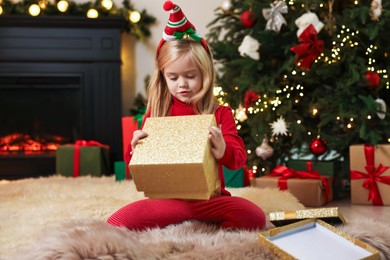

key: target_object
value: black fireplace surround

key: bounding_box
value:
[0,16,125,179]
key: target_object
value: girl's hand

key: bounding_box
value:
[208,125,226,160]
[130,130,148,155]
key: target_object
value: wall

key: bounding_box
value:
[118,0,221,115]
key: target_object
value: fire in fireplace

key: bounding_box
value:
[0,75,81,155]
[0,133,64,153]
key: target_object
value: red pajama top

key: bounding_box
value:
[126,97,247,196]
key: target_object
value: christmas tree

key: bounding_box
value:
[206,0,389,176]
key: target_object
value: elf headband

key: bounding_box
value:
[157,1,209,55]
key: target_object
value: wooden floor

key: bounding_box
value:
[327,198,390,224]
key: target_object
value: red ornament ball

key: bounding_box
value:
[365,71,380,89]
[310,137,327,156]
[241,10,256,28]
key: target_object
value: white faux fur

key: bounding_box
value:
[1,176,389,259]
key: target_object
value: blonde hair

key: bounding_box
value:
[146,40,218,117]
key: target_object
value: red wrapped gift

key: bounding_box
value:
[121,117,140,180]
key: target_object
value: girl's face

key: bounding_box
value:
[163,54,203,103]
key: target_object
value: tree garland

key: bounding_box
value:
[0,0,156,39]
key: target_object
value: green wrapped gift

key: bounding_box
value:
[286,160,348,199]
[223,166,244,188]
[114,161,129,181]
[56,143,110,177]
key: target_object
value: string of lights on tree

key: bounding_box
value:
[0,0,156,38]
[208,0,389,175]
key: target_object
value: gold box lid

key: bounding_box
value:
[269,207,347,227]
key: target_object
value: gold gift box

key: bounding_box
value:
[259,219,379,260]
[129,115,220,200]
[269,207,347,227]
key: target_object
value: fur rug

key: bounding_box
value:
[1,176,389,259]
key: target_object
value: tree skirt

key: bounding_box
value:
[1,176,389,259]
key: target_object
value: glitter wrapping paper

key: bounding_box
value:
[269,207,347,227]
[258,219,379,260]
[129,115,219,200]
[254,176,333,207]
[350,144,390,205]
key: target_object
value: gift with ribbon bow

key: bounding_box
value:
[254,162,332,207]
[286,159,348,199]
[262,0,288,33]
[290,24,324,70]
[56,140,110,177]
[350,144,390,206]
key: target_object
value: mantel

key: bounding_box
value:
[0,15,126,29]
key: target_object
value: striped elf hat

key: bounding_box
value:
[157,1,209,54]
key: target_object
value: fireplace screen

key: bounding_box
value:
[0,75,82,154]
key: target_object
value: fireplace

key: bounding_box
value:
[0,16,125,179]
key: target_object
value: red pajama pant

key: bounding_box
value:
[106,196,266,231]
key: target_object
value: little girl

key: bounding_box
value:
[107,1,266,231]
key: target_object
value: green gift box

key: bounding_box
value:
[114,161,129,182]
[223,166,244,188]
[286,160,348,199]
[56,145,110,177]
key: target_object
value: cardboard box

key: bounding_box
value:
[56,144,110,177]
[350,144,390,205]
[258,219,379,259]
[286,160,348,199]
[269,207,347,227]
[130,115,220,200]
[223,166,244,188]
[254,176,332,207]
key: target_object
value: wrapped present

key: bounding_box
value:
[254,165,332,207]
[114,161,127,182]
[129,115,220,200]
[122,116,140,180]
[269,207,347,227]
[56,140,110,177]
[350,144,390,205]
[286,160,348,199]
[223,166,244,188]
[258,219,379,259]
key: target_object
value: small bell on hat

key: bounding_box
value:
[157,1,209,54]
